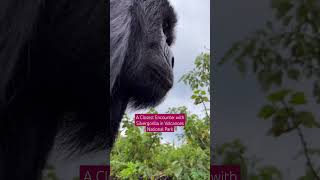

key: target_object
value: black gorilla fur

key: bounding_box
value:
[0,0,176,179]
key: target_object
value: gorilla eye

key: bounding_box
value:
[162,21,170,35]
[162,22,172,45]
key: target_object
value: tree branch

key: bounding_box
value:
[202,101,210,120]
[281,101,320,180]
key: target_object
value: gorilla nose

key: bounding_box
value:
[171,57,174,68]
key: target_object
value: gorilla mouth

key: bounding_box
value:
[162,78,173,90]
[151,70,173,90]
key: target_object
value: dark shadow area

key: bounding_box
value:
[0,0,110,179]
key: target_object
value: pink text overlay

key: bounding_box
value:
[134,114,186,132]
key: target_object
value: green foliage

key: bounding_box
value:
[257,89,319,137]
[267,89,291,103]
[220,0,320,94]
[250,166,283,180]
[290,92,307,105]
[216,139,283,180]
[219,0,320,178]
[110,107,210,179]
[42,165,59,180]
[299,167,320,180]
[180,53,210,107]
[259,104,277,119]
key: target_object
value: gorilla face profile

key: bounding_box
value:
[110,0,177,133]
[121,0,177,108]
[111,0,177,106]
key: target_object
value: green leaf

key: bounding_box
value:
[268,109,291,137]
[174,167,183,178]
[271,0,293,18]
[267,89,291,103]
[296,111,316,128]
[258,105,276,119]
[271,71,283,86]
[219,42,241,65]
[234,57,246,74]
[289,92,306,105]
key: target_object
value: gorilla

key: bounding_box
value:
[0,0,176,179]
[110,0,177,146]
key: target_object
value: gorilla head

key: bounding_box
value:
[110,0,177,129]
[122,0,177,108]
[109,0,177,147]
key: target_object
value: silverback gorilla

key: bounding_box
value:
[0,0,176,179]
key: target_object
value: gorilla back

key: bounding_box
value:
[0,0,108,179]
